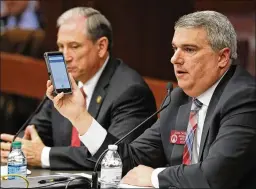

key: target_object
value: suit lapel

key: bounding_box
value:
[198,94,219,159]
[170,100,192,165]
[88,57,119,118]
[88,88,106,118]
[198,65,237,160]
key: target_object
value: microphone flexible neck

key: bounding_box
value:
[91,83,173,189]
[93,93,171,173]
[12,96,48,143]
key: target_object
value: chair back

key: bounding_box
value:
[0,52,48,99]
[144,76,177,110]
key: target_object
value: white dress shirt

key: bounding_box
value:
[41,56,109,168]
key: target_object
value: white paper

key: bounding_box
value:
[118,183,152,188]
[57,172,92,179]
[1,165,31,176]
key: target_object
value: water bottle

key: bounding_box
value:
[100,145,122,188]
[7,141,27,180]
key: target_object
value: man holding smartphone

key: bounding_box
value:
[45,10,256,188]
[0,7,157,169]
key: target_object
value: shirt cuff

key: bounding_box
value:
[79,118,107,155]
[41,146,51,168]
[151,168,166,188]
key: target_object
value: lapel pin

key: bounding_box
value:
[96,96,102,104]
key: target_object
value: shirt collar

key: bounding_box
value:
[196,70,228,107]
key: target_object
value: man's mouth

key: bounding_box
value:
[67,67,74,72]
[176,70,188,75]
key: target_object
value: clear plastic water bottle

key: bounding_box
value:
[7,141,27,180]
[100,145,122,188]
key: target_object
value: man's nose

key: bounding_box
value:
[170,49,184,65]
[65,55,72,63]
[61,49,72,63]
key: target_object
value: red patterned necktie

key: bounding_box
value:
[182,98,203,165]
[71,87,87,147]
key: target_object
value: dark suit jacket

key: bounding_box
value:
[29,57,157,170]
[93,65,256,189]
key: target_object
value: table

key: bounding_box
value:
[27,167,90,177]
[1,167,93,188]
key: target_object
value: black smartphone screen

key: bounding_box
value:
[46,53,72,94]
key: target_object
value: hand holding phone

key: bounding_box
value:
[44,51,72,94]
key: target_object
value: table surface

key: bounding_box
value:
[1,166,93,188]
[27,167,91,177]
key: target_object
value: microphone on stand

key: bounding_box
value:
[91,82,173,189]
[11,96,48,144]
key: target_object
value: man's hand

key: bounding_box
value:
[46,74,86,122]
[0,140,11,163]
[46,74,93,135]
[0,125,45,167]
[121,165,154,187]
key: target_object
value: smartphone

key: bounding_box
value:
[44,51,72,94]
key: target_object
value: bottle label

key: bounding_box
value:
[101,168,122,184]
[8,165,27,180]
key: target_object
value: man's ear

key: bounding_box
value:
[97,37,109,58]
[218,47,231,68]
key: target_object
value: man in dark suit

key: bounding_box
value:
[0,7,156,170]
[45,10,256,188]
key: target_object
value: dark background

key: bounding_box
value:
[40,0,255,80]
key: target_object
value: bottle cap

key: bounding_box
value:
[11,141,22,148]
[108,144,118,151]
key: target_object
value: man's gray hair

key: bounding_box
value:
[175,11,237,59]
[57,7,113,51]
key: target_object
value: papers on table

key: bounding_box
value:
[57,172,92,179]
[118,183,152,188]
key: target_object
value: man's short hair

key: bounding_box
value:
[175,11,237,60]
[57,7,113,52]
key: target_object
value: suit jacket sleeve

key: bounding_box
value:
[92,118,167,175]
[93,79,256,188]
[49,84,157,169]
[158,87,256,189]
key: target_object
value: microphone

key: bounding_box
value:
[166,82,172,96]
[12,95,48,143]
[91,82,173,189]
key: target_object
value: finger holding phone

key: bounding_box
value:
[44,52,92,133]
